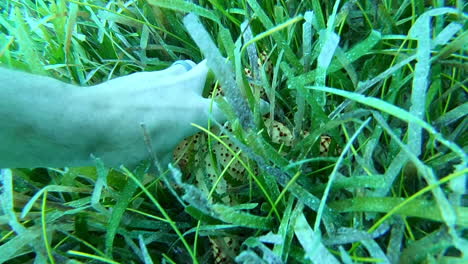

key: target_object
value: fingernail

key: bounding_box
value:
[172,60,195,71]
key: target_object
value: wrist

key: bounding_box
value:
[71,84,150,167]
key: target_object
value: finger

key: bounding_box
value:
[138,60,196,78]
[116,60,196,86]
[159,60,196,76]
[180,60,209,95]
[172,60,196,71]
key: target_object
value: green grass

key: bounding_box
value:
[1,0,467,263]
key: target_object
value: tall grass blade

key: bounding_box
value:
[308,85,467,164]
[12,7,44,74]
[246,0,302,69]
[294,212,340,263]
[314,117,371,231]
[147,0,219,23]
[314,31,339,106]
[184,13,254,129]
[407,13,431,156]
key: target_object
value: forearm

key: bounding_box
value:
[0,68,101,168]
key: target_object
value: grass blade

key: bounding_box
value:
[314,117,371,231]
[246,0,302,69]
[184,13,254,129]
[329,196,468,228]
[147,0,219,23]
[407,13,431,156]
[307,85,467,163]
[294,211,340,263]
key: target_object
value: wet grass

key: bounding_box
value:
[0,0,467,263]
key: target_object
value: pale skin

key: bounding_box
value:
[0,60,225,168]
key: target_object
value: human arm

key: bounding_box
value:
[0,68,100,168]
[0,61,224,168]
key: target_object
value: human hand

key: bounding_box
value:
[79,60,225,168]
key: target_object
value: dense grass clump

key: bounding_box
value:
[0,0,466,263]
